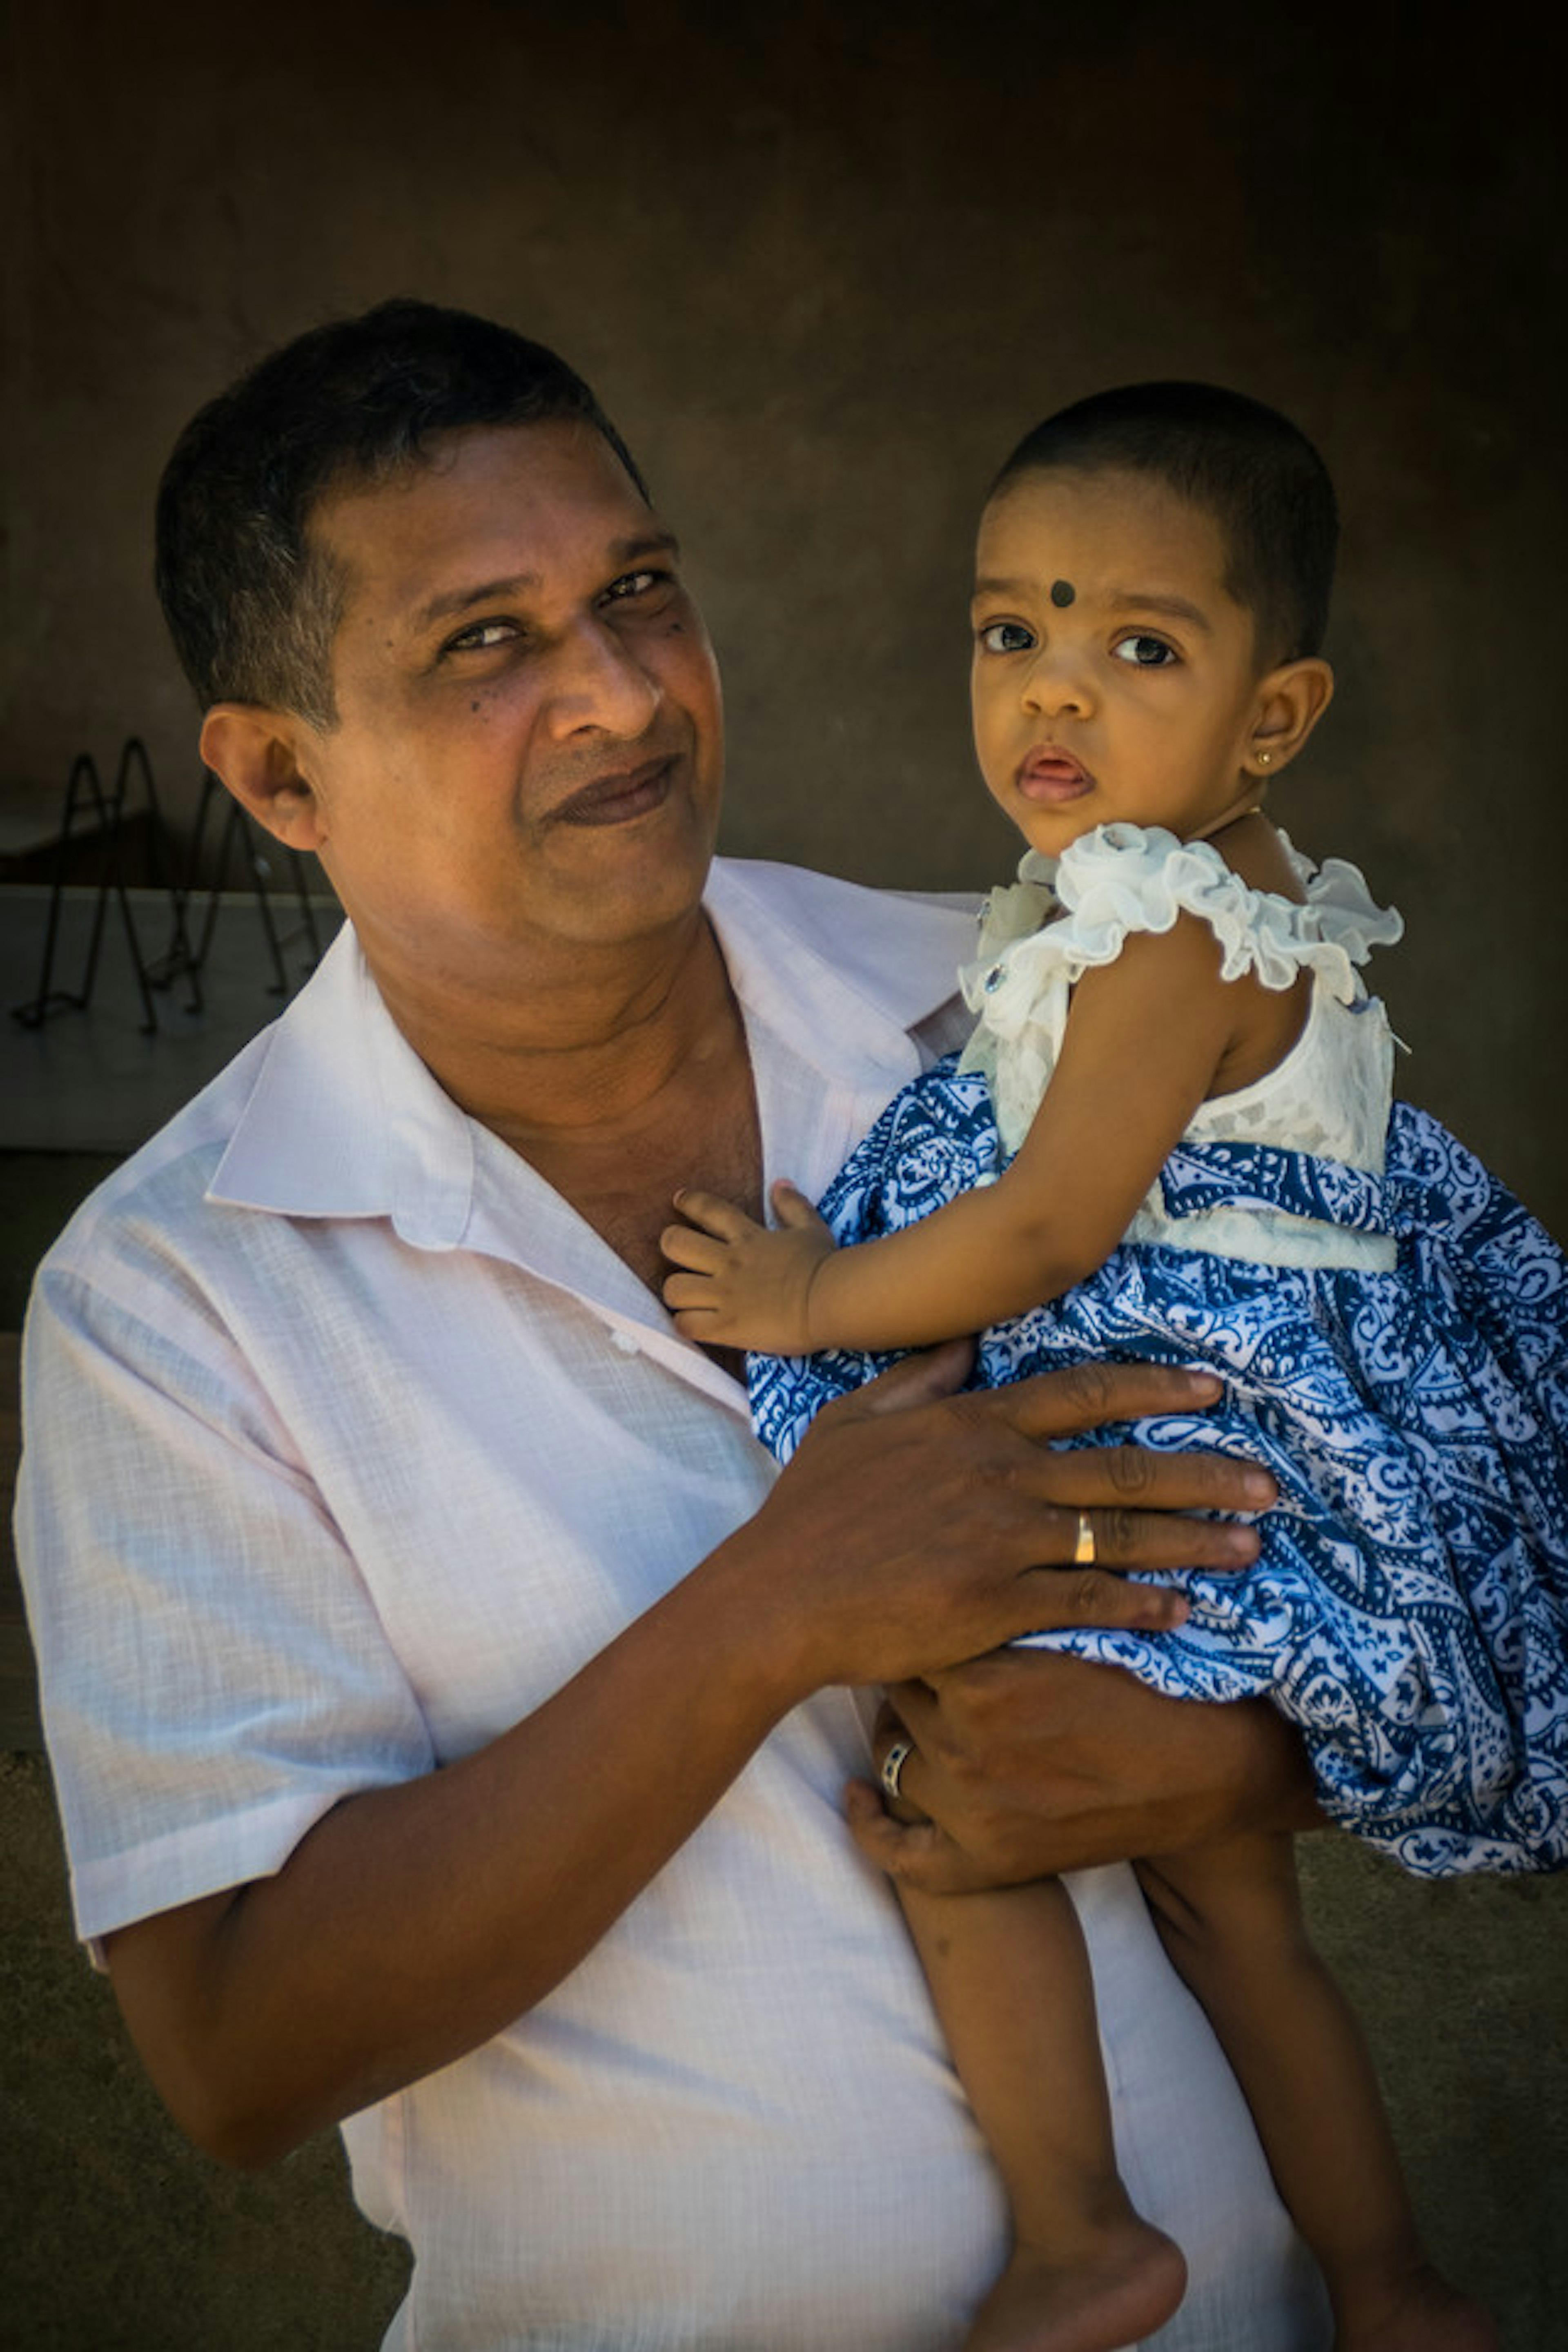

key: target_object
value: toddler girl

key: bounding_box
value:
[662,385,1565,2351]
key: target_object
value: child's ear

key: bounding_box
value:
[198,704,330,852]
[1246,657,1334,781]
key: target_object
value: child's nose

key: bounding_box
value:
[1020,647,1092,718]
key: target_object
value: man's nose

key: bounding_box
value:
[1020,646,1092,719]
[544,619,662,739]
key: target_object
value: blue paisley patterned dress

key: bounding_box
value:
[750,825,1568,1875]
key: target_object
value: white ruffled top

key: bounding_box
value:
[956,822,1406,1270]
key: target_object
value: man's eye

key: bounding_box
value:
[444,619,520,654]
[605,568,663,601]
[1112,634,1176,667]
[977,620,1034,654]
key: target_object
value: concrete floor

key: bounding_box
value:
[3,1751,411,2351]
[3,887,1565,2350]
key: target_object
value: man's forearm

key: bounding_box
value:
[105,1544,807,2167]
[102,1355,1273,2166]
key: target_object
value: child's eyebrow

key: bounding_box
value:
[1105,589,1213,633]
[970,577,1214,636]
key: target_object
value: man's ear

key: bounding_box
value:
[1246,657,1334,780]
[198,705,329,851]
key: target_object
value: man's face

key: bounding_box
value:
[289,420,724,994]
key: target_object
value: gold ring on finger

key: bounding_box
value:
[1074,1510,1097,1566]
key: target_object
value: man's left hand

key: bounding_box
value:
[846,1654,1323,1893]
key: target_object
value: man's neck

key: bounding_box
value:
[364,906,720,1131]
[364,909,762,1292]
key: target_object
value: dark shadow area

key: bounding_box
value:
[0,1156,121,1327]
[2,1756,411,2352]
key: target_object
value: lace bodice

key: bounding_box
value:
[956,822,1405,1269]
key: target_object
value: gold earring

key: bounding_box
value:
[1258,750,1272,767]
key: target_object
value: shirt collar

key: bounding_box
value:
[209,858,976,1250]
[704,857,973,1091]
[209,924,476,1245]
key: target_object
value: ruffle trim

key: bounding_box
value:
[961,823,1403,1037]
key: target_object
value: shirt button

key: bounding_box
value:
[610,1330,640,1355]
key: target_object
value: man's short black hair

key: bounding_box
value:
[991,382,1337,666]
[155,298,648,726]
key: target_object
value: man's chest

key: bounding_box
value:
[507,1042,762,1296]
[211,1202,771,1754]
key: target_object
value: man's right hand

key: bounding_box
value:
[725,1341,1278,1706]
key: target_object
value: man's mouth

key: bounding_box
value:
[1016,746,1094,805]
[552,754,677,827]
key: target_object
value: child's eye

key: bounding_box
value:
[1112,633,1177,668]
[978,620,1035,654]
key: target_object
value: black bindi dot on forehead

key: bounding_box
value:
[1050,579,1076,608]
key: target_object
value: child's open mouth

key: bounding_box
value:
[1016,748,1094,804]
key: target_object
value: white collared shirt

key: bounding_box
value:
[17,858,1325,2349]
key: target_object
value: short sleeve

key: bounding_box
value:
[963,825,1402,1011]
[16,1248,435,1948]
[956,824,1403,1156]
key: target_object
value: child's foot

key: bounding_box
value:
[1335,2260,1499,2352]
[963,2219,1187,2352]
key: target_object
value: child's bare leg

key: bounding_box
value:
[1136,1833,1496,2352]
[898,1875,1186,2352]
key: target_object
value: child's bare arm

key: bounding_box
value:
[662,913,1260,1353]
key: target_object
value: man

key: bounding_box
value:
[18,302,1326,2347]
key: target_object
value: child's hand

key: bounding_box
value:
[661,1180,836,1352]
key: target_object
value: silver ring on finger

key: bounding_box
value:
[880,1737,914,1802]
[1074,1510,1097,1567]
